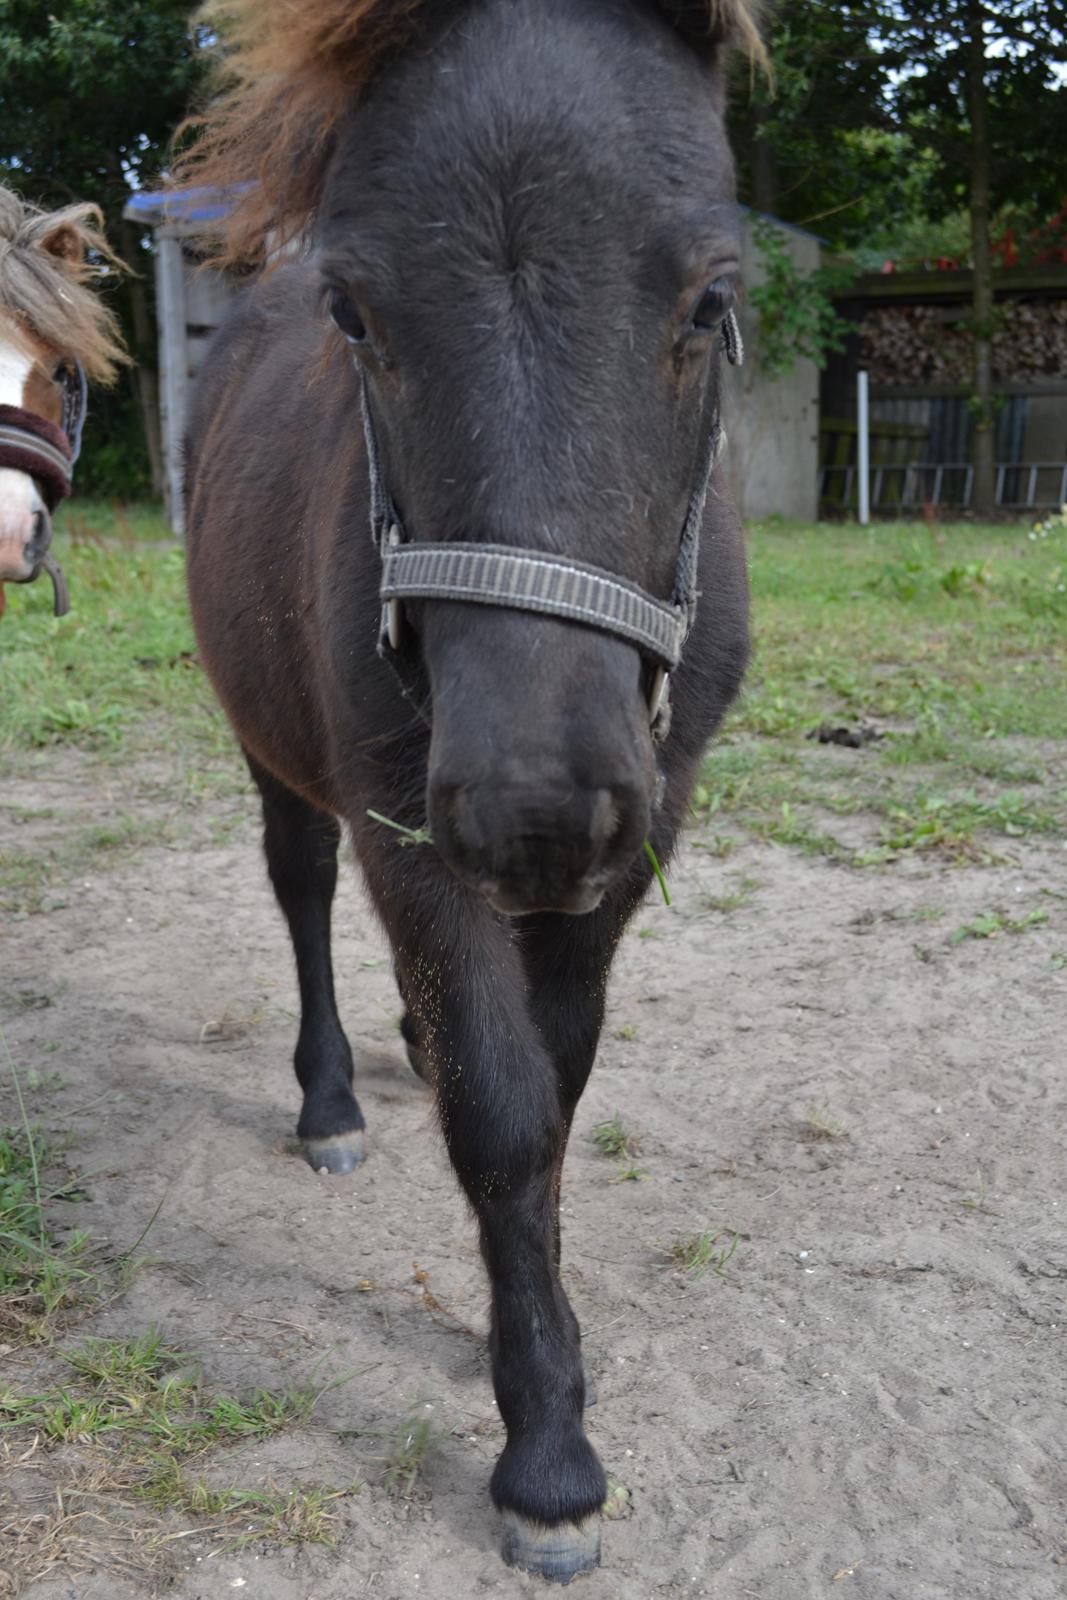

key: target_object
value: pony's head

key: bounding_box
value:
[184,0,762,913]
[0,188,125,609]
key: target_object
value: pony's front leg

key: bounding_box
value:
[365,852,605,1581]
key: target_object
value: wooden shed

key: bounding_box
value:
[821,265,1067,514]
[122,188,239,534]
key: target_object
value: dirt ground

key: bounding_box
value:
[3,746,1065,1600]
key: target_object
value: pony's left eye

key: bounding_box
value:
[328,289,367,344]
[692,276,735,331]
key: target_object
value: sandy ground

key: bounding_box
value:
[2,749,1065,1600]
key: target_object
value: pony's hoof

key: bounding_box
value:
[303,1129,365,1174]
[500,1512,601,1583]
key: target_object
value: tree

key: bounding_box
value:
[728,0,907,247]
[0,1,204,494]
[881,0,1067,516]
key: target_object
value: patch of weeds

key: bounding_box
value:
[140,1461,357,1548]
[591,1114,640,1161]
[591,1114,646,1182]
[1048,952,1066,972]
[381,1404,449,1499]
[950,907,1049,945]
[802,1103,848,1141]
[690,830,737,859]
[602,1477,634,1521]
[611,1162,646,1184]
[939,560,992,599]
[960,1167,1001,1218]
[1,1331,360,1562]
[0,1054,94,1341]
[699,875,761,915]
[613,1024,639,1042]
[1,1330,330,1452]
[664,1229,740,1284]
[635,927,663,941]
[763,803,846,861]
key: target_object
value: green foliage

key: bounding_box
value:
[748,220,851,377]
[950,907,1049,945]
[730,1,1066,266]
[0,0,207,491]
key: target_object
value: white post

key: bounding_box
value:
[857,369,870,525]
[156,230,188,537]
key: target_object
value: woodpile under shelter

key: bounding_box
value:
[821,264,1067,515]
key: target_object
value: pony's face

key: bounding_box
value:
[319,0,741,913]
[0,313,62,598]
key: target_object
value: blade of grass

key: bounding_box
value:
[643,840,671,906]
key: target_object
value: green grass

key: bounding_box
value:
[663,1229,740,1283]
[950,906,1050,945]
[1,1328,361,1574]
[1,1335,318,1450]
[4,512,1066,913]
[0,502,230,764]
[697,519,1067,865]
[0,1058,94,1340]
[591,1113,640,1160]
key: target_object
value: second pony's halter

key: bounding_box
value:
[0,360,85,615]
[360,314,743,741]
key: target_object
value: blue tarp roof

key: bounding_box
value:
[125,188,825,242]
[122,186,237,226]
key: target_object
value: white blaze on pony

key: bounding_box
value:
[0,186,126,616]
[0,321,51,593]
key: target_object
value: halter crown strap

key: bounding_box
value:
[361,312,742,738]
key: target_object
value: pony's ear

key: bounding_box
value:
[655,0,766,62]
[40,221,85,269]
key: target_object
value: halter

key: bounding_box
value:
[0,360,84,616]
[361,313,743,742]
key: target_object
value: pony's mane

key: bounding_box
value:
[176,0,765,271]
[0,186,127,384]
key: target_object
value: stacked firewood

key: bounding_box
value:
[860,299,1067,386]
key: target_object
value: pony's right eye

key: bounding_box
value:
[328,289,367,344]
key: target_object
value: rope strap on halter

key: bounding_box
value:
[361,312,743,739]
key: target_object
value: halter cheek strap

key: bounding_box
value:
[0,363,84,616]
[0,362,86,510]
[361,314,742,742]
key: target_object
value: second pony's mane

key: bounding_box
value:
[177,0,765,271]
[0,186,125,384]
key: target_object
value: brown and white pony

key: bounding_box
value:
[0,186,125,617]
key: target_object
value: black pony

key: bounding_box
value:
[183,0,759,1579]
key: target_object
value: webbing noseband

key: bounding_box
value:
[362,314,742,741]
[0,361,85,617]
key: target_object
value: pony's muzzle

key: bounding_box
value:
[0,477,52,584]
[431,776,647,915]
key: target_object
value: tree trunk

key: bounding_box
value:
[751,105,778,217]
[119,214,165,498]
[966,6,997,520]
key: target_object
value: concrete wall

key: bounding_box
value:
[723,213,821,522]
